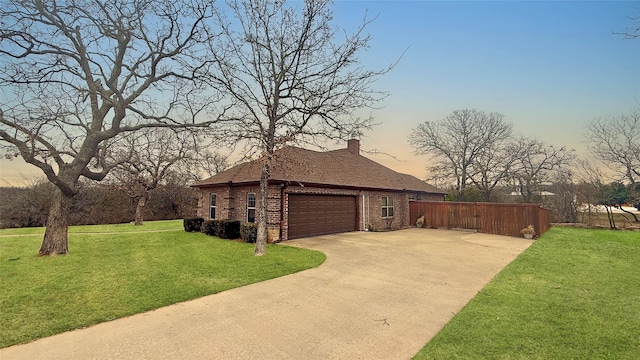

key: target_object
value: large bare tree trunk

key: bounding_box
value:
[39,189,73,256]
[255,163,270,256]
[134,194,148,226]
[483,189,492,202]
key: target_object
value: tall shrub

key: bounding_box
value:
[240,223,257,243]
[184,217,204,232]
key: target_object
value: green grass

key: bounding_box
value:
[414,227,640,359]
[0,221,325,348]
[0,219,183,236]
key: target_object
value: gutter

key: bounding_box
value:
[278,182,287,242]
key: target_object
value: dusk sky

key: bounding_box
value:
[333,0,640,180]
[0,0,638,186]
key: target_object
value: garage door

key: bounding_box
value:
[288,194,357,239]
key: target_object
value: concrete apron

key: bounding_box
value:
[1,228,533,360]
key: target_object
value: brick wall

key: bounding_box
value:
[197,184,443,240]
[198,187,233,221]
[198,184,281,224]
[362,191,410,232]
[416,193,446,201]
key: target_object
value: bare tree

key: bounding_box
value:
[108,129,196,225]
[409,109,513,200]
[0,0,220,255]
[0,177,53,228]
[510,137,575,203]
[575,159,619,229]
[468,138,521,201]
[201,0,392,255]
[547,168,578,223]
[585,110,640,222]
[199,151,229,178]
[617,14,640,40]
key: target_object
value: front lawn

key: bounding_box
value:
[414,227,640,359]
[0,221,326,348]
[0,219,184,236]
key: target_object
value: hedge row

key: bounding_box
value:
[202,219,240,239]
[183,217,204,232]
[183,217,257,243]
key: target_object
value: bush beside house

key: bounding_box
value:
[193,219,242,240]
[201,220,217,236]
[216,220,241,239]
[183,217,204,232]
[240,223,257,243]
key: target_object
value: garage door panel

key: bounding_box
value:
[288,194,356,239]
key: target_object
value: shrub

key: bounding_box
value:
[201,220,240,239]
[183,217,204,232]
[201,220,218,236]
[240,222,257,243]
[217,220,241,239]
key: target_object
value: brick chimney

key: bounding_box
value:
[347,139,360,155]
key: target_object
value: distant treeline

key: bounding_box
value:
[0,181,198,229]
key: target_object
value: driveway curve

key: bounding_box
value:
[1,228,533,360]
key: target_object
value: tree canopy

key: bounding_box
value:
[0,0,220,255]
[409,109,513,200]
[201,0,393,255]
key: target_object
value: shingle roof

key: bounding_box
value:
[195,145,446,194]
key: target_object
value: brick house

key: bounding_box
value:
[193,140,446,241]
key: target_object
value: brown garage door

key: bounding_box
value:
[288,194,357,239]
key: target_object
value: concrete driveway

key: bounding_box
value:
[1,228,533,360]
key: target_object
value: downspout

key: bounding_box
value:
[367,194,371,230]
[279,182,287,242]
[362,193,366,231]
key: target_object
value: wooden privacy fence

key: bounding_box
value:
[409,201,551,237]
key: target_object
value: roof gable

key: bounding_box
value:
[195,145,446,194]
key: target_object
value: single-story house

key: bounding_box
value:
[193,139,446,241]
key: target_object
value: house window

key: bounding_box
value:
[209,193,216,219]
[247,193,256,223]
[382,196,394,218]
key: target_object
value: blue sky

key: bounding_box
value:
[329,0,640,178]
[0,0,638,185]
